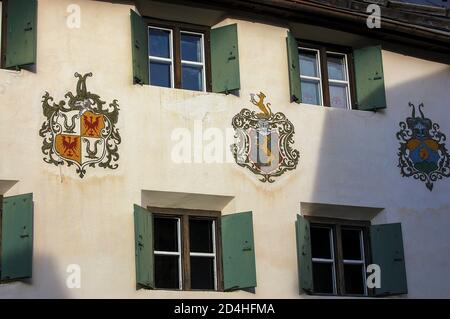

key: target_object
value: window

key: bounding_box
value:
[152,208,220,291]
[147,19,210,92]
[298,42,356,109]
[309,218,369,296]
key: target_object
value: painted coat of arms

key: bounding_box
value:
[231,92,299,183]
[397,103,450,191]
[39,73,121,178]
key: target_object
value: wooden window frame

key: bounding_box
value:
[297,40,357,110]
[305,216,372,297]
[148,206,223,292]
[144,17,212,92]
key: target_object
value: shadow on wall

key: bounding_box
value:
[0,254,70,299]
[305,63,450,298]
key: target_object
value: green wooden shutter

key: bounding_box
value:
[286,32,301,103]
[353,45,387,111]
[4,0,38,69]
[370,223,408,296]
[134,204,154,289]
[130,10,149,85]
[210,24,240,93]
[295,215,313,293]
[1,193,33,281]
[221,211,256,291]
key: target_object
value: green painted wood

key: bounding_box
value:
[221,211,256,291]
[210,24,240,93]
[4,0,37,69]
[286,31,301,103]
[130,10,149,85]
[370,223,408,296]
[134,204,154,288]
[1,193,33,281]
[296,214,313,293]
[353,45,387,111]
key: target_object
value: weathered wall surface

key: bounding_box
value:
[0,0,449,298]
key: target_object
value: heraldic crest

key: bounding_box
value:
[231,92,300,183]
[397,103,450,191]
[39,72,121,178]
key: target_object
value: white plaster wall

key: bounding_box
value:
[0,0,449,298]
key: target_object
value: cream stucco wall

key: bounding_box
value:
[0,0,449,298]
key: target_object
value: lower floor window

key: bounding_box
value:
[153,209,219,290]
[310,219,368,296]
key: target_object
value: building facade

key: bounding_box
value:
[0,0,449,298]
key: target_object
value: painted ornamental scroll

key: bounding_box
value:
[231,92,299,183]
[39,73,121,178]
[397,103,450,191]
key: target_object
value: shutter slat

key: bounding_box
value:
[221,211,256,291]
[370,223,408,296]
[4,0,37,69]
[286,32,301,103]
[1,193,33,281]
[354,45,387,111]
[296,214,313,293]
[134,204,154,289]
[130,10,149,85]
[210,24,240,93]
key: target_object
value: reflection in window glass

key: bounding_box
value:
[182,65,203,91]
[327,52,351,109]
[150,62,172,88]
[149,28,171,58]
[148,27,173,88]
[329,84,348,109]
[181,33,202,62]
[301,80,321,106]
[327,55,346,81]
[299,51,319,77]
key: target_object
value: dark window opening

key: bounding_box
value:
[309,219,369,296]
[152,208,221,291]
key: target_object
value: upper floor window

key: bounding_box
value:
[147,19,210,92]
[298,43,355,109]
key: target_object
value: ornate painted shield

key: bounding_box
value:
[397,103,450,191]
[231,92,299,182]
[39,73,121,178]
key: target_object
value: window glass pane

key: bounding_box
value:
[155,255,180,289]
[154,217,178,252]
[189,219,214,253]
[182,65,203,91]
[150,62,171,88]
[311,226,332,259]
[344,264,365,295]
[329,84,348,109]
[301,80,321,106]
[149,28,171,58]
[327,54,346,81]
[299,51,319,77]
[312,262,334,294]
[342,229,362,260]
[181,33,203,62]
[190,256,215,290]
